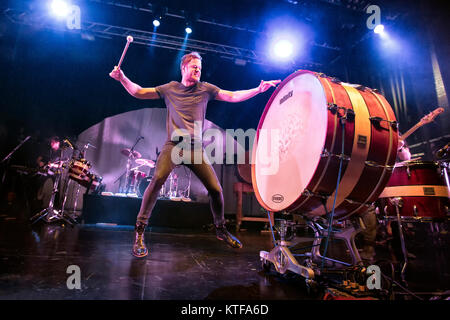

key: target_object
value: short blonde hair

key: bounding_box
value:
[180,52,202,71]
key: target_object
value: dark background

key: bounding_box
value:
[0,0,448,166]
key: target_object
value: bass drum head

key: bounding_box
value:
[252,72,328,212]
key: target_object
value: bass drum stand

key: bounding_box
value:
[260,213,371,293]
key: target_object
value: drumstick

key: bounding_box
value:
[117,35,134,69]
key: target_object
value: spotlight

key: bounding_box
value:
[374,24,385,35]
[153,19,160,27]
[185,26,192,34]
[50,0,70,18]
[273,39,294,59]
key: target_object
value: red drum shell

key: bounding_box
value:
[378,161,449,220]
[251,70,398,220]
[69,159,91,184]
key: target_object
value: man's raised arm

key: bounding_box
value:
[109,66,159,100]
[215,80,281,103]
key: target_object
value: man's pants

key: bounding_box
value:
[136,141,225,226]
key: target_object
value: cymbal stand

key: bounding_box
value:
[125,136,144,194]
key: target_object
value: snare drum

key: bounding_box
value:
[251,70,398,220]
[377,160,449,221]
[69,159,91,185]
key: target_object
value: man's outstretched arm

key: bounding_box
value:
[109,66,159,100]
[215,80,281,103]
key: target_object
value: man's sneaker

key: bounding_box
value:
[215,224,242,248]
[132,222,148,258]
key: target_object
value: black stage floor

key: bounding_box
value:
[0,209,449,303]
[0,219,311,300]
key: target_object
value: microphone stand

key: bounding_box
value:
[1,136,31,184]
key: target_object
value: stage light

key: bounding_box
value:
[185,26,192,34]
[153,19,160,27]
[374,24,385,35]
[50,0,70,18]
[273,39,294,59]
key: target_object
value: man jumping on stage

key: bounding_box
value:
[110,52,280,257]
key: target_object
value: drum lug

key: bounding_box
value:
[320,149,350,162]
[302,189,329,200]
[413,205,418,217]
[321,148,330,158]
[369,117,399,131]
[330,77,341,84]
[333,153,351,161]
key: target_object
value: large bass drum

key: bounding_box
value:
[251,70,398,220]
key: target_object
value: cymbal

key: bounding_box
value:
[135,158,155,168]
[121,148,141,158]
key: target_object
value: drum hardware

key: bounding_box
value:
[369,116,399,130]
[301,189,329,200]
[330,77,342,84]
[135,158,155,168]
[326,103,355,120]
[260,217,369,286]
[364,161,395,170]
[320,149,351,161]
[254,71,398,291]
[122,136,144,195]
[120,148,142,159]
[389,197,409,284]
[343,198,371,207]
[30,158,75,227]
[355,85,367,91]
[61,142,101,222]
[413,205,418,217]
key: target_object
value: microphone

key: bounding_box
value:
[140,136,145,140]
[436,143,449,159]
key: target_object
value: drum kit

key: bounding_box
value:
[119,151,193,200]
[117,139,191,200]
[30,140,102,226]
[251,70,449,294]
[116,145,155,196]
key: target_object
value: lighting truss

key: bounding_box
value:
[3,7,322,68]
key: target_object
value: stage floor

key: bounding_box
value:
[0,212,449,301]
[0,219,313,300]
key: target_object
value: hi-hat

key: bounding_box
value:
[121,148,142,158]
[135,158,155,168]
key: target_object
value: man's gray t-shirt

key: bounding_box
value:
[155,81,220,143]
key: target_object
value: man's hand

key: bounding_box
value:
[109,66,124,81]
[398,138,405,150]
[258,80,281,93]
